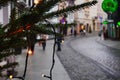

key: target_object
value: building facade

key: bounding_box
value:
[58,0,75,35]
[0,1,30,79]
[0,5,10,25]
[0,0,34,26]
[74,0,107,33]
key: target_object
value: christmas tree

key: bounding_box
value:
[0,0,97,79]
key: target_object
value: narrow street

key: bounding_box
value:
[1,0,120,80]
[57,32,120,80]
[15,40,71,80]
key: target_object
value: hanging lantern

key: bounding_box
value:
[102,0,118,13]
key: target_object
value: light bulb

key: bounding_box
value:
[34,0,42,5]
[27,49,33,55]
[42,74,45,77]
[9,75,13,79]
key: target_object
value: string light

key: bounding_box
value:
[42,74,45,77]
[42,74,51,79]
[62,40,64,43]
[27,49,33,55]
[43,20,57,80]
[34,0,43,5]
[9,75,13,79]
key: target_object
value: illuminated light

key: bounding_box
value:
[62,40,64,43]
[41,74,51,79]
[23,29,25,32]
[102,0,118,13]
[34,0,39,5]
[103,21,108,24]
[42,74,45,77]
[117,21,120,27]
[34,0,42,5]
[9,75,13,79]
[27,49,33,55]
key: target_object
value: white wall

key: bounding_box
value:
[74,0,107,31]
[48,5,59,23]
[0,5,10,26]
[3,6,9,25]
[0,9,3,24]
[74,0,94,25]
[97,0,107,21]
[89,5,97,19]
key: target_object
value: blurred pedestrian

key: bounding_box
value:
[88,25,92,33]
[74,30,77,37]
[28,32,36,53]
[103,26,107,40]
[56,36,62,51]
[41,34,48,51]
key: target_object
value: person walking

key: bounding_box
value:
[41,34,48,51]
[74,29,77,37]
[28,32,36,53]
[103,26,107,40]
[56,36,63,51]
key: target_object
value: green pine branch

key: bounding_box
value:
[0,0,98,78]
[0,0,16,9]
[42,0,97,20]
[34,0,60,15]
[2,0,97,31]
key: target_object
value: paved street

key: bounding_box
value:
[15,40,71,80]
[1,0,120,80]
[14,32,120,80]
[72,36,120,75]
[57,32,120,80]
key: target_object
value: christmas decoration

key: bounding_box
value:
[103,21,108,24]
[102,0,118,13]
[0,0,98,79]
[117,21,120,27]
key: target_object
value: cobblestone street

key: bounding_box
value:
[57,33,120,80]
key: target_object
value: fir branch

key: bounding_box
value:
[0,0,16,9]
[32,25,54,35]
[0,62,18,72]
[42,0,98,20]
[0,52,16,60]
[4,0,97,27]
[0,0,10,8]
[35,0,60,14]
[2,0,97,31]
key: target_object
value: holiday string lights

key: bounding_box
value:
[2,0,98,80]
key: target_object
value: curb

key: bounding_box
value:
[95,37,120,50]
